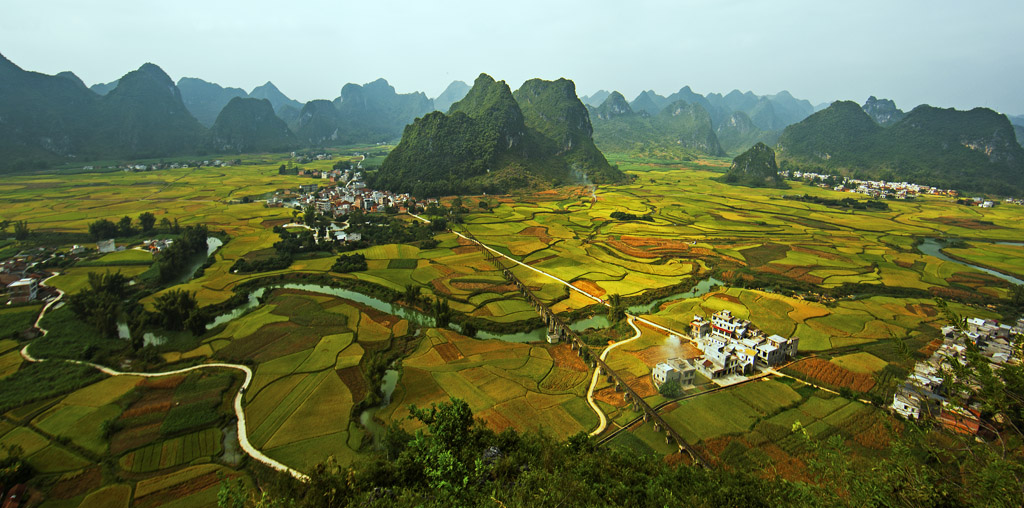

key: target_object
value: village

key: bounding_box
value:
[652,309,801,389]
[890,315,1023,434]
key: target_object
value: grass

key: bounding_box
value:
[0,304,42,338]
[0,361,102,412]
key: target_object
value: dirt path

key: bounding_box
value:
[23,274,310,481]
[586,316,643,436]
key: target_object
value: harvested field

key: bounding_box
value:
[786,358,876,393]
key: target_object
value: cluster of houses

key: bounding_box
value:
[890,316,1023,434]
[117,159,234,172]
[652,310,800,388]
[781,171,959,199]
[267,170,420,218]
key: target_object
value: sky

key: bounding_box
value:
[1,0,1021,115]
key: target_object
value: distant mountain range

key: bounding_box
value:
[777,100,1024,194]
[585,86,812,157]
[589,92,724,159]
[2,52,1022,195]
[0,53,476,169]
[375,74,625,196]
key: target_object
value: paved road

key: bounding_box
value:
[587,316,643,436]
[24,274,311,481]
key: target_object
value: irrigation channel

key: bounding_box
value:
[918,238,1024,285]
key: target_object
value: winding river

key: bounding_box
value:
[918,238,1024,285]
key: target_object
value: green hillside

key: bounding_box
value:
[778,101,1024,194]
[208,97,297,153]
[720,142,786,188]
[376,73,624,196]
[591,92,724,158]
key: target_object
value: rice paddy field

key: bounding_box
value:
[3,152,1024,502]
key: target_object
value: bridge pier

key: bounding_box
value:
[643,412,649,423]
[614,381,622,392]
[665,434,672,445]
[654,422,662,432]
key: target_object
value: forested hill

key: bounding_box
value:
[208,97,298,154]
[0,55,206,169]
[777,100,1024,195]
[374,73,625,197]
[590,92,725,159]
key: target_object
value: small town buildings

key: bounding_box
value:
[97,239,116,253]
[689,311,799,379]
[7,278,38,303]
[652,357,696,386]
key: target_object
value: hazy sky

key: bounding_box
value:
[2,0,1021,114]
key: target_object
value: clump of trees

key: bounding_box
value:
[783,194,889,211]
[332,253,367,273]
[610,211,653,222]
[156,224,210,283]
[87,211,163,240]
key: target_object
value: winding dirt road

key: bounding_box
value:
[586,316,643,436]
[23,274,310,481]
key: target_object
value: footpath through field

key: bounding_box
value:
[23,274,311,481]
[586,316,643,436]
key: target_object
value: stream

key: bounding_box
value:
[626,276,723,314]
[359,369,400,446]
[918,238,1024,285]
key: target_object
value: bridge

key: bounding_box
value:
[458,228,707,467]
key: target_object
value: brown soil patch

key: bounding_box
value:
[452,245,478,255]
[709,292,741,304]
[48,467,102,500]
[109,422,161,455]
[262,218,291,228]
[926,216,1005,230]
[663,451,694,467]
[548,344,587,372]
[134,471,240,508]
[571,279,606,298]
[905,303,938,317]
[337,366,368,403]
[477,407,515,433]
[786,358,876,393]
[434,343,464,363]
[627,342,702,368]
[791,245,846,261]
[594,386,629,408]
[121,389,175,420]
[919,338,943,357]
[520,226,553,244]
[626,375,657,398]
[139,376,185,390]
[450,281,516,293]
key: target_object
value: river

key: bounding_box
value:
[918,238,1024,285]
[207,282,621,343]
[626,276,723,314]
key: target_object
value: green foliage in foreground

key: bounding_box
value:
[228,397,1024,508]
[0,361,101,412]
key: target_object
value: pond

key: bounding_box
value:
[626,276,724,314]
[918,238,1023,285]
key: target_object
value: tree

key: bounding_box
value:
[159,217,172,233]
[13,220,29,241]
[408,398,474,449]
[303,205,317,227]
[153,289,199,332]
[658,379,683,398]
[0,220,10,234]
[138,212,156,233]
[404,284,421,304]
[88,219,118,240]
[608,293,626,322]
[117,216,134,237]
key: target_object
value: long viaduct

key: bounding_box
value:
[458,228,708,467]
